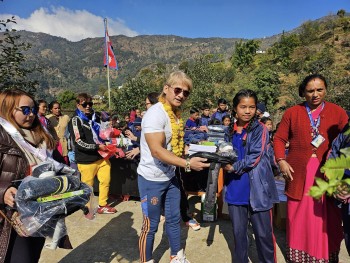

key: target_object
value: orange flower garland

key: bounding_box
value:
[159,97,184,157]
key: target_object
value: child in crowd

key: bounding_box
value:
[185,108,200,129]
[261,116,273,141]
[198,104,211,126]
[223,89,278,263]
[260,117,273,132]
[222,115,231,127]
[211,98,229,124]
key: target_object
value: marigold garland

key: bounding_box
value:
[159,97,184,157]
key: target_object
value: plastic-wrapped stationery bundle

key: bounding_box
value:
[206,125,227,145]
[14,162,93,237]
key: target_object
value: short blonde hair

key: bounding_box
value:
[160,71,193,98]
[166,71,192,90]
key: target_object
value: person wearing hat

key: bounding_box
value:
[256,102,266,120]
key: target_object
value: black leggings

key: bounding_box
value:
[5,230,45,263]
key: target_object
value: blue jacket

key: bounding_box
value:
[228,119,279,211]
[199,115,211,126]
[211,110,229,124]
[328,124,350,214]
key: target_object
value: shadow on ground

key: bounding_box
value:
[59,211,139,263]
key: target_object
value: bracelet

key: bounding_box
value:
[185,158,191,173]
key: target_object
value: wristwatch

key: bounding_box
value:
[185,158,191,173]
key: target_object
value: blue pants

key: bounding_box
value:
[228,204,276,263]
[138,175,181,262]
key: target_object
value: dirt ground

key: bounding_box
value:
[39,195,350,263]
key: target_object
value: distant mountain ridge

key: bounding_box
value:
[4,13,343,98]
[7,30,282,98]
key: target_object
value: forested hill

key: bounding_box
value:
[1,12,350,116]
[13,30,278,98]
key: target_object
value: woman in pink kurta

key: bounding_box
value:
[273,74,348,262]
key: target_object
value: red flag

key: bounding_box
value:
[104,29,118,70]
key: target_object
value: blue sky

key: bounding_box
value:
[1,0,350,41]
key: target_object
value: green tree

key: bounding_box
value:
[337,9,346,18]
[57,90,76,110]
[305,44,335,74]
[186,56,218,109]
[253,68,281,113]
[299,21,320,45]
[231,40,260,70]
[0,16,38,93]
[270,33,301,71]
[112,70,161,115]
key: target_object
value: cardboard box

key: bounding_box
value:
[273,202,286,230]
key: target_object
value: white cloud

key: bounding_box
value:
[0,7,138,41]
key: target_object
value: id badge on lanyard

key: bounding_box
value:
[306,103,325,148]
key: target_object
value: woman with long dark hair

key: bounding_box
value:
[0,89,56,262]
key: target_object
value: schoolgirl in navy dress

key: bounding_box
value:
[223,89,279,263]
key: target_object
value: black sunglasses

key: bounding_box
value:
[168,85,190,98]
[16,106,38,116]
[80,101,93,108]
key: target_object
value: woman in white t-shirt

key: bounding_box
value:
[137,71,209,263]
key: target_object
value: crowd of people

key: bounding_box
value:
[0,71,349,262]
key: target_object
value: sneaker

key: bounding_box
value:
[170,249,190,263]
[97,205,117,214]
[185,219,201,231]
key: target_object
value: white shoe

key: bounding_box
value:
[170,249,190,263]
[144,260,155,263]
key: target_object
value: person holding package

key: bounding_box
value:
[223,89,279,263]
[137,71,209,263]
[273,74,348,262]
[68,93,116,214]
[0,89,57,262]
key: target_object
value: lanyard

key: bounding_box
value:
[305,102,324,138]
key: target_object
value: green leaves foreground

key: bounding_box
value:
[309,146,350,200]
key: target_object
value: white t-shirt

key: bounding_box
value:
[137,102,176,181]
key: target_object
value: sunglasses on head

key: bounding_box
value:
[168,85,190,98]
[16,106,38,116]
[80,101,93,108]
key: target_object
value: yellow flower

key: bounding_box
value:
[159,97,184,157]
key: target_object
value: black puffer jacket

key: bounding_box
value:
[0,125,28,262]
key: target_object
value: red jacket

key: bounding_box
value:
[273,102,348,200]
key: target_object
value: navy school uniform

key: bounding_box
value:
[225,119,278,263]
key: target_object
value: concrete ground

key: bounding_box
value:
[39,195,350,263]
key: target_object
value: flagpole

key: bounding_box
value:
[104,18,111,111]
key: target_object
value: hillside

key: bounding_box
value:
[1,12,349,115]
[9,30,281,99]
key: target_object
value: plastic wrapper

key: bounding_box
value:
[98,144,125,159]
[99,121,121,141]
[14,163,94,237]
[191,142,237,215]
